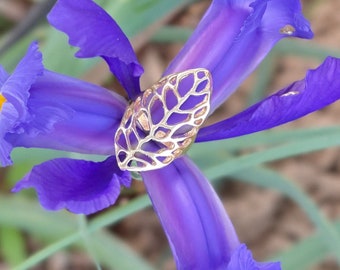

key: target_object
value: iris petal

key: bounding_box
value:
[12,156,131,215]
[227,244,281,270]
[1,42,127,165]
[197,57,340,142]
[0,139,12,166]
[164,0,313,111]
[6,70,127,156]
[47,0,144,100]
[141,156,239,269]
[0,42,43,166]
[1,41,43,122]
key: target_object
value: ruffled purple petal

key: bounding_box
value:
[164,0,313,111]
[197,57,340,142]
[47,0,144,100]
[227,244,281,270]
[141,156,240,269]
[1,42,127,165]
[1,41,43,123]
[0,42,43,166]
[0,107,16,166]
[12,156,131,215]
[6,70,127,156]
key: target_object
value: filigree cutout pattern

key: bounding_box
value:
[115,68,212,171]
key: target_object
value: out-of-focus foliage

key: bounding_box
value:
[0,1,340,269]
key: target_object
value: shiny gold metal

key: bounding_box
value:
[114,68,212,171]
[280,25,296,35]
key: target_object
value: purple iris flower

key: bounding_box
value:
[0,42,128,166]
[1,0,340,269]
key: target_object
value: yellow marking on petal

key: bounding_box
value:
[280,25,296,35]
[0,94,6,111]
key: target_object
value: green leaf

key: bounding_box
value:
[0,196,77,239]
[190,126,340,161]
[223,167,340,264]
[100,0,197,38]
[13,233,81,270]
[88,195,151,233]
[152,26,193,43]
[41,28,98,77]
[192,126,340,175]
[79,214,156,270]
[91,231,156,270]
[247,51,277,105]
[0,227,27,266]
[0,195,154,270]
[0,31,39,71]
[275,39,340,60]
[274,220,340,270]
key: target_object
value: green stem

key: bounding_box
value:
[204,131,340,179]
[229,167,340,265]
[13,233,81,270]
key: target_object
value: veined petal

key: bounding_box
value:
[6,70,127,156]
[1,41,43,122]
[47,0,144,100]
[227,244,281,270]
[164,0,313,111]
[0,42,43,166]
[12,156,131,215]
[141,156,240,270]
[1,41,127,166]
[197,57,340,142]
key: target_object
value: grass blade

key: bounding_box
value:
[223,167,340,265]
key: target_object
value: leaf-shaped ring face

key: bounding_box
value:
[114,68,212,171]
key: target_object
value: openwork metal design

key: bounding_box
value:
[114,68,212,171]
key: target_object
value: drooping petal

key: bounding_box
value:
[6,70,127,156]
[12,156,131,215]
[141,156,240,270]
[197,57,340,142]
[47,0,144,100]
[1,41,43,122]
[164,0,313,111]
[0,42,43,166]
[227,244,281,270]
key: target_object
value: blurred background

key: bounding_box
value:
[1,0,340,269]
